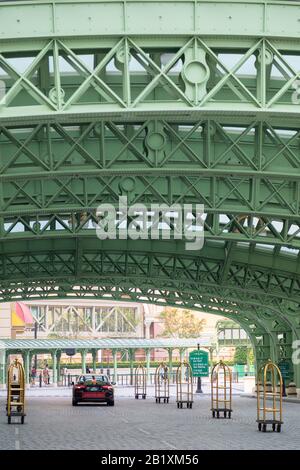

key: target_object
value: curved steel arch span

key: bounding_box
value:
[0,0,300,384]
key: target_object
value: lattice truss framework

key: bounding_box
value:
[1,37,300,115]
[30,302,141,337]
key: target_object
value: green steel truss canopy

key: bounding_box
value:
[0,337,208,354]
[0,0,299,385]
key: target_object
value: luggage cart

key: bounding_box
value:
[176,361,193,409]
[7,358,26,424]
[257,359,283,432]
[134,363,147,399]
[155,363,169,403]
[211,360,232,418]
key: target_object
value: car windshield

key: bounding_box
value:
[78,375,109,385]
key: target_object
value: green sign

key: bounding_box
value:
[278,361,290,380]
[189,349,209,377]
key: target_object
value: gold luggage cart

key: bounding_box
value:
[155,363,170,403]
[176,361,193,409]
[211,360,232,419]
[134,363,147,399]
[257,360,283,432]
[7,358,26,424]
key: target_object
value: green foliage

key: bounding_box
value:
[234,346,248,365]
[247,348,255,365]
[159,307,205,338]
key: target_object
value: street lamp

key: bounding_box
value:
[34,320,38,370]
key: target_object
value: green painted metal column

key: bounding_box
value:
[23,351,30,387]
[112,350,118,383]
[179,348,185,381]
[145,349,151,382]
[128,349,135,386]
[168,348,173,382]
[81,349,87,374]
[92,349,97,373]
[179,348,185,363]
[52,351,57,385]
[57,350,61,384]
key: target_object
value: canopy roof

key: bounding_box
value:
[0,337,211,353]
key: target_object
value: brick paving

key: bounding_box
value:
[0,395,299,450]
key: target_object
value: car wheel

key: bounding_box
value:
[72,399,78,406]
[108,400,115,406]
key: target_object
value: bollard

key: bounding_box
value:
[39,373,42,388]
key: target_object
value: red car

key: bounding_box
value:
[72,374,115,406]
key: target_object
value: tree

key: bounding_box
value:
[234,346,248,365]
[247,348,255,365]
[159,307,205,338]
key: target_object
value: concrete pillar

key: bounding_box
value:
[0,303,12,339]
[81,349,87,374]
[52,351,57,385]
[146,349,151,382]
[92,349,97,373]
[112,350,118,383]
[144,320,151,339]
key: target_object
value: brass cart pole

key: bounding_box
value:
[7,358,26,424]
[155,362,170,403]
[176,361,193,409]
[211,360,232,418]
[134,363,147,399]
[257,359,283,432]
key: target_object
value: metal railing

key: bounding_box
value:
[56,370,239,387]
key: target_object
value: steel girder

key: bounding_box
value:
[2,35,300,123]
[0,0,300,380]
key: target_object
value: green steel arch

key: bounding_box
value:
[0,0,300,385]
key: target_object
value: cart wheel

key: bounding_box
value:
[135,394,138,399]
[228,411,232,419]
[190,403,193,409]
[277,424,281,433]
[258,423,262,431]
[272,423,276,431]
[143,394,146,399]
[217,411,220,419]
[7,416,11,424]
[224,411,227,418]
[164,399,166,403]
[262,424,267,432]
[167,398,169,403]
[177,403,179,408]
[21,416,24,425]
[212,411,215,418]
[180,403,183,409]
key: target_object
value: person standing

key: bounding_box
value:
[31,366,37,386]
